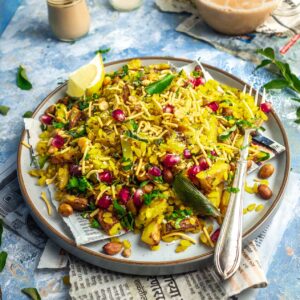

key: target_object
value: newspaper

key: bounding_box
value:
[0,154,47,249]
[24,118,124,245]
[66,171,300,299]
[157,0,300,70]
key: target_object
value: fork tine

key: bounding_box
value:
[254,88,259,106]
[261,88,266,104]
[242,85,247,94]
[249,84,253,96]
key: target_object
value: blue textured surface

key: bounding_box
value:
[0,0,299,299]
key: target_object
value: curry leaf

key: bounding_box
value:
[296,107,300,119]
[264,79,289,90]
[17,65,32,90]
[0,251,8,272]
[255,59,272,71]
[145,74,175,95]
[256,48,275,60]
[0,106,10,116]
[21,288,41,300]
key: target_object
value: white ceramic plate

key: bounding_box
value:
[17,57,290,275]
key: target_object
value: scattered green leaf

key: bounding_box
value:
[0,251,7,272]
[17,65,32,90]
[264,79,289,90]
[130,119,138,132]
[255,59,272,71]
[113,200,134,230]
[95,48,110,55]
[119,65,129,78]
[0,106,10,116]
[21,287,41,300]
[23,111,33,118]
[67,176,91,193]
[143,190,165,205]
[145,74,175,95]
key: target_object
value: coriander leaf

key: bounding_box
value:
[255,59,272,71]
[119,65,129,78]
[95,48,110,55]
[113,200,126,216]
[23,111,33,118]
[78,101,89,110]
[0,251,8,272]
[140,180,150,187]
[90,219,101,229]
[67,177,79,190]
[145,74,175,95]
[264,79,289,90]
[52,121,65,129]
[0,219,3,246]
[17,65,32,90]
[153,176,163,183]
[226,187,240,193]
[0,105,10,116]
[78,177,91,192]
[124,130,148,143]
[256,48,274,60]
[21,288,41,300]
[38,155,48,169]
[218,125,237,141]
[295,119,300,124]
[130,119,138,132]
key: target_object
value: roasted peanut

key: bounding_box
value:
[58,203,73,217]
[247,160,252,170]
[142,183,154,194]
[136,173,148,182]
[258,164,275,179]
[162,168,173,183]
[99,100,109,111]
[122,248,131,258]
[223,107,233,116]
[45,105,56,115]
[63,196,88,211]
[257,184,272,200]
[103,242,123,256]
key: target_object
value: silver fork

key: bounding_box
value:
[214,85,266,280]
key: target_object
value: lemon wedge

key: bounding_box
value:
[67,54,105,98]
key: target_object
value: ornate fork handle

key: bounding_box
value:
[214,129,252,280]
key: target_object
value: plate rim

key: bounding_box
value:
[17,56,290,266]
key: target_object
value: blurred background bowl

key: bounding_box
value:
[195,0,281,35]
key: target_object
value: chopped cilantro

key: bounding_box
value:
[153,176,163,183]
[124,130,148,143]
[143,190,165,205]
[90,219,101,229]
[52,121,65,129]
[95,48,110,55]
[120,65,129,78]
[226,187,240,193]
[113,200,134,230]
[67,176,91,193]
[78,101,89,110]
[130,119,138,132]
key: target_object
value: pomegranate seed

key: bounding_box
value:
[97,170,113,184]
[211,150,217,156]
[133,189,144,208]
[163,104,174,114]
[194,65,201,72]
[187,165,202,179]
[118,187,131,204]
[148,166,162,177]
[40,114,53,125]
[260,102,272,113]
[199,157,209,170]
[189,77,205,87]
[97,194,112,209]
[162,154,181,168]
[183,149,192,159]
[51,134,64,149]
[207,101,219,112]
[211,228,220,243]
[112,109,126,122]
[69,164,82,177]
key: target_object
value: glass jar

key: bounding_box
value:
[47,0,90,41]
[109,0,143,11]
